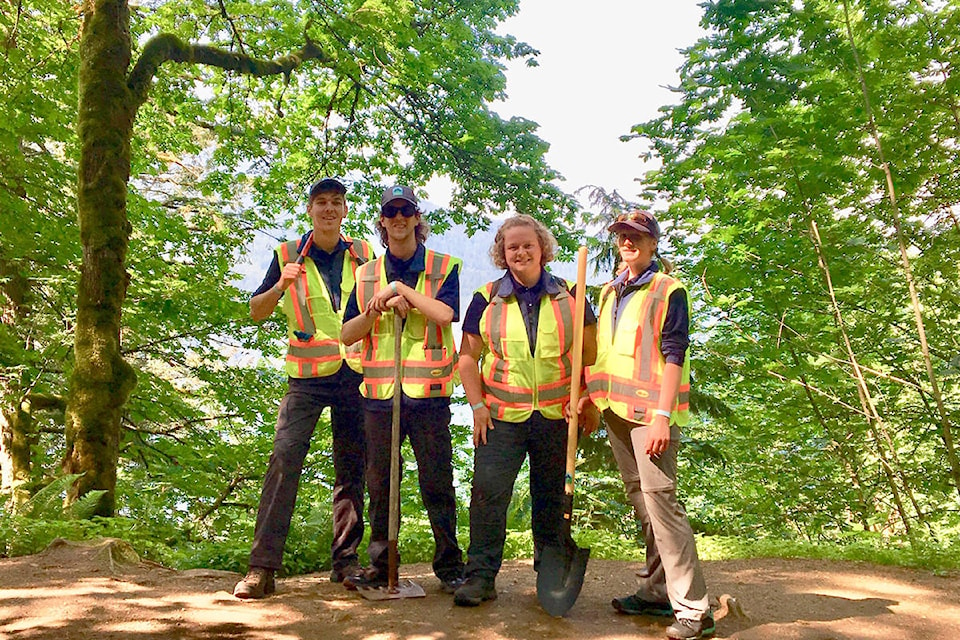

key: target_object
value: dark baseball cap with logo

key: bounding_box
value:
[380,185,419,208]
[309,178,347,199]
[607,210,660,240]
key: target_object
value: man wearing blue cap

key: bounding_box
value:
[234,178,375,599]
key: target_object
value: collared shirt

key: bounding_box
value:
[252,233,357,389]
[342,243,460,323]
[342,243,461,412]
[610,261,689,365]
[252,232,350,311]
[462,269,597,355]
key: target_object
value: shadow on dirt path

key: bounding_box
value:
[0,539,957,639]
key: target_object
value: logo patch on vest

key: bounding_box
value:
[431,368,444,377]
[635,389,650,398]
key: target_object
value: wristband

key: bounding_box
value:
[271,284,284,296]
[390,281,399,294]
[653,409,671,420]
[470,401,485,411]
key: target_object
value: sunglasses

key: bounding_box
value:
[381,204,418,219]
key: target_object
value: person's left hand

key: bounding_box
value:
[567,396,600,436]
[386,294,411,318]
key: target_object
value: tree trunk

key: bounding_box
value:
[62,0,138,516]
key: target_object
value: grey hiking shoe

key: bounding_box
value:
[665,614,715,639]
[453,576,497,607]
[233,567,275,599]
[611,593,674,616]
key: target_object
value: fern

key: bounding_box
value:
[67,490,107,520]
[18,474,84,519]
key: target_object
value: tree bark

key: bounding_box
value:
[62,0,138,516]
[62,0,331,516]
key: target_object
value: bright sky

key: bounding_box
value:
[491,0,705,202]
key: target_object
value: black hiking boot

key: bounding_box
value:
[453,576,497,607]
[665,614,716,639]
[233,567,275,599]
[439,575,466,594]
[342,567,387,591]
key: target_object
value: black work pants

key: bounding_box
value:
[249,369,365,572]
[464,411,567,580]
[363,403,463,581]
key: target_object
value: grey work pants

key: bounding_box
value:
[604,409,710,621]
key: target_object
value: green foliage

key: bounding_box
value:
[622,0,960,546]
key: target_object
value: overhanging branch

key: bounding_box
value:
[127,32,332,108]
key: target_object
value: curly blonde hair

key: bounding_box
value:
[489,215,557,269]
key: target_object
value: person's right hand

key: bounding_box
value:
[472,404,494,446]
[277,262,303,291]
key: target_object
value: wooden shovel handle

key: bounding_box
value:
[564,246,588,496]
[388,312,402,591]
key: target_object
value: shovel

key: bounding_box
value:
[536,246,591,617]
[359,311,425,601]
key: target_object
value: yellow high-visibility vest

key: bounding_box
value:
[355,249,460,399]
[586,271,690,425]
[477,274,576,422]
[277,236,373,378]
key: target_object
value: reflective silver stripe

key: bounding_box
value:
[554,290,574,354]
[288,342,340,359]
[487,386,531,404]
[608,378,661,405]
[538,382,571,403]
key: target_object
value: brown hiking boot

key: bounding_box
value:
[233,567,275,599]
[330,560,365,584]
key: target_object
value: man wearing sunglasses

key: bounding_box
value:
[234,178,374,599]
[341,185,465,594]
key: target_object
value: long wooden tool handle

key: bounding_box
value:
[388,312,403,591]
[564,246,588,497]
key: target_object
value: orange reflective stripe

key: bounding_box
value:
[279,240,316,335]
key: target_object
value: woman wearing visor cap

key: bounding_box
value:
[581,210,713,639]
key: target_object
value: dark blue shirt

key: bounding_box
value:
[609,261,689,365]
[342,243,461,412]
[462,269,597,355]
[252,232,351,311]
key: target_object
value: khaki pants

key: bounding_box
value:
[604,409,710,621]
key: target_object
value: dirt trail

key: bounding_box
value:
[0,539,958,639]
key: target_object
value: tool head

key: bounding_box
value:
[536,542,590,616]
[356,579,426,601]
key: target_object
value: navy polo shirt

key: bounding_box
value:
[462,269,597,355]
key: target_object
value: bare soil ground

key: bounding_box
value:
[1,538,958,639]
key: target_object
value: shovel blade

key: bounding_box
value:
[357,579,426,601]
[536,543,590,617]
